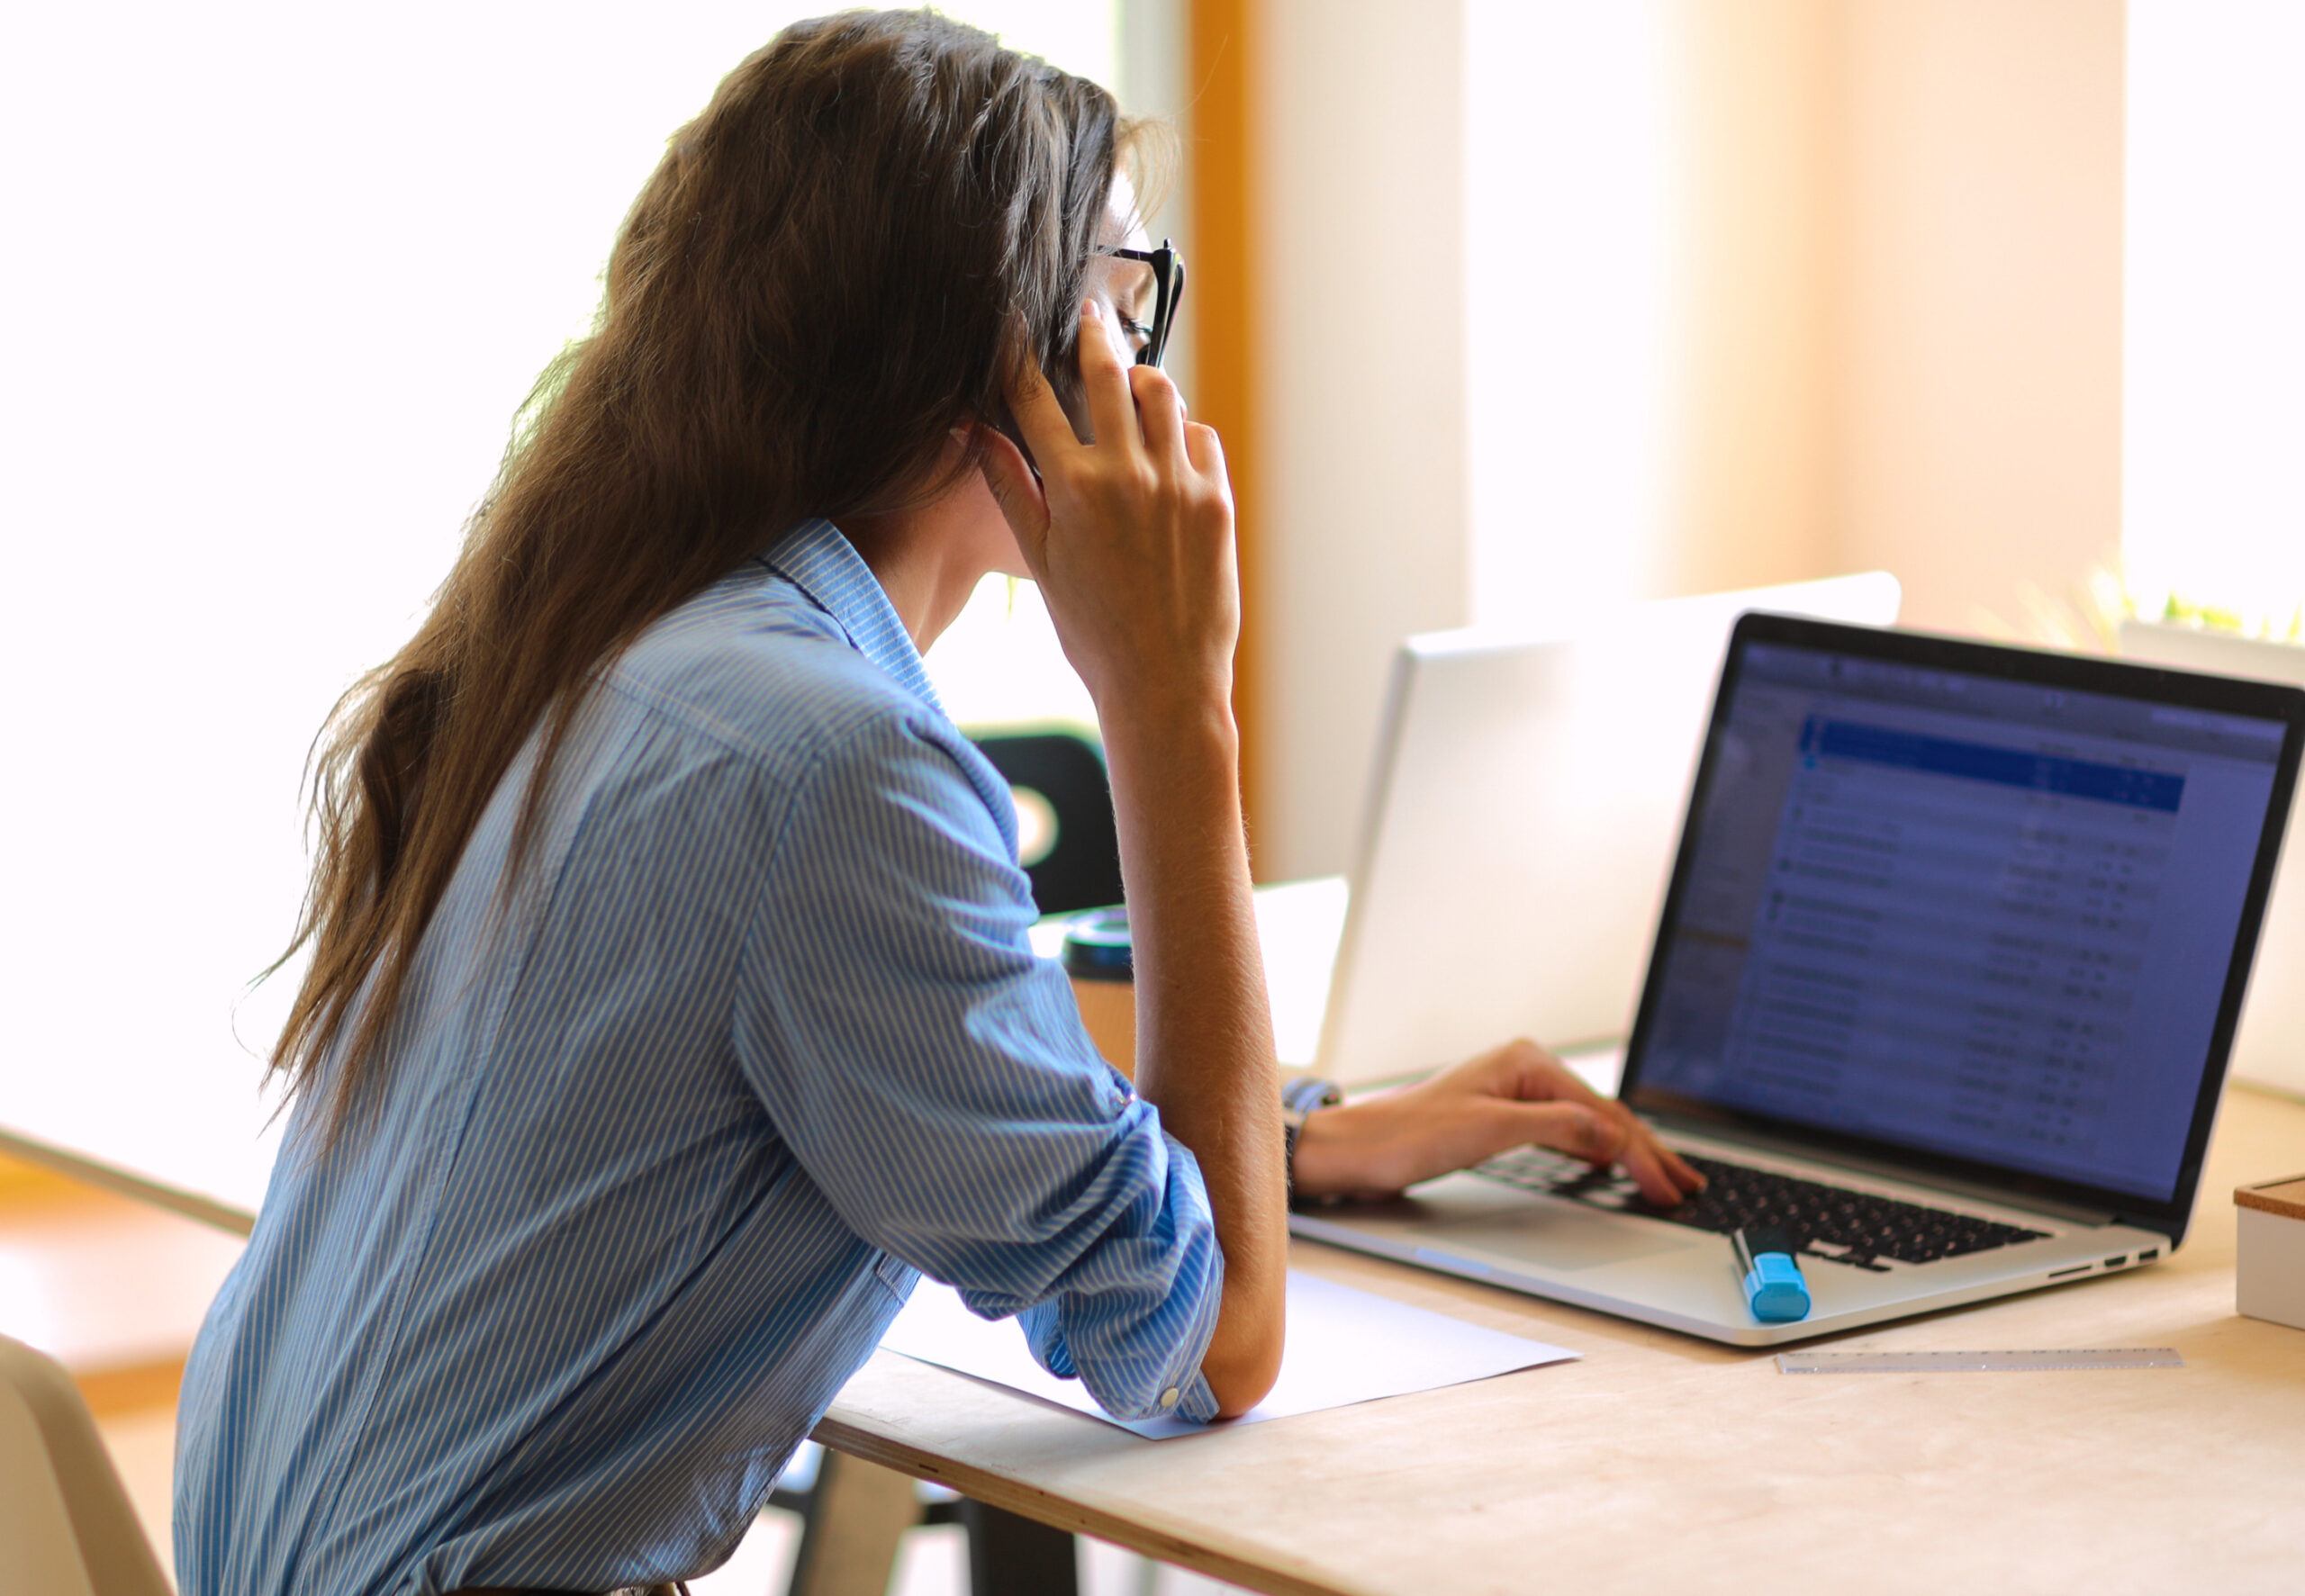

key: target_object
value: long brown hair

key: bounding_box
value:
[274,10,1125,1131]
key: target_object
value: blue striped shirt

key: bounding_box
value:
[174,519,1223,1596]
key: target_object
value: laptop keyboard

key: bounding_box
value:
[1470,1148,2051,1272]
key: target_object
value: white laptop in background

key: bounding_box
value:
[1294,614,2305,1345]
[1316,572,1902,1088]
[2118,618,2305,1099]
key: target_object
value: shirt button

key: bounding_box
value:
[1158,1387,1180,1409]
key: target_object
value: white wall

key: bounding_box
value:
[1465,2,1681,636]
[1467,0,1845,629]
[1668,0,1841,600]
[1252,0,2129,877]
[1252,0,1470,882]
[1259,0,1847,880]
[1833,0,2127,636]
[2123,0,2305,629]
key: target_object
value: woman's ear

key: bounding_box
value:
[972,419,1051,573]
[977,403,1039,479]
[1010,309,1095,449]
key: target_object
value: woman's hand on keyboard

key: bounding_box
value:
[1288,1039,1706,1206]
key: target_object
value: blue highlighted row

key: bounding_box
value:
[1801,719,2185,812]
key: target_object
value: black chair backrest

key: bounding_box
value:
[966,729,1124,916]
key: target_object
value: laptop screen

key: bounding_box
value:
[1629,628,2294,1207]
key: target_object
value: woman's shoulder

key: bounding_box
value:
[606,561,952,770]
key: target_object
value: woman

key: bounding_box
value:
[175,14,1697,1594]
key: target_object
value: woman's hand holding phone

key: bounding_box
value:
[977,300,1236,727]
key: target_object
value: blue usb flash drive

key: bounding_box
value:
[1732,1225,1812,1322]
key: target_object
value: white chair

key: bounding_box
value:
[0,1335,172,1596]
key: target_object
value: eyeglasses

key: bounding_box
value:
[1096,239,1186,369]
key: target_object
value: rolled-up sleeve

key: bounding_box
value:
[731,707,1221,1423]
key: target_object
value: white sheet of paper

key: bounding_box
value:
[879,1270,1577,1439]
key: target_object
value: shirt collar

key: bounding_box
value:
[759,518,945,717]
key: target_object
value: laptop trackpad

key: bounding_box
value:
[1413,1210,1704,1272]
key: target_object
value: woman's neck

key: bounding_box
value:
[833,464,1025,654]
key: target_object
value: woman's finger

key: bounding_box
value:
[1613,1133,1689,1207]
[1182,419,1226,487]
[1539,1096,1678,1204]
[1603,1105,1705,1201]
[1653,1137,1705,1192]
[1478,1039,1611,1111]
[1130,364,1188,466]
[1476,1043,1702,1204]
[1503,1101,1625,1168]
[1075,299,1141,453]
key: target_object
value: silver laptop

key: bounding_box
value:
[1294,615,2305,1345]
[1318,573,1902,1087]
[2118,618,2305,1098]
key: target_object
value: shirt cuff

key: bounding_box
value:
[1162,1367,1222,1424]
[1016,1255,1225,1426]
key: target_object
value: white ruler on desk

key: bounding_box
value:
[1776,1348,2184,1374]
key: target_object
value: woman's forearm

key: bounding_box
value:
[1100,696,1285,1418]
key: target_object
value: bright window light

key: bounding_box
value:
[0,3,1110,1194]
[1463,0,1682,635]
[2124,1,2305,632]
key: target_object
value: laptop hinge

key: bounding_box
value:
[1652,1113,2123,1228]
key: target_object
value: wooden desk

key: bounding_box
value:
[12,883,2304,1593]
[819,1080,2305,1596]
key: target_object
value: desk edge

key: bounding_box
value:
[810,1407,1373,1596]
[0,1126,257,1237]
